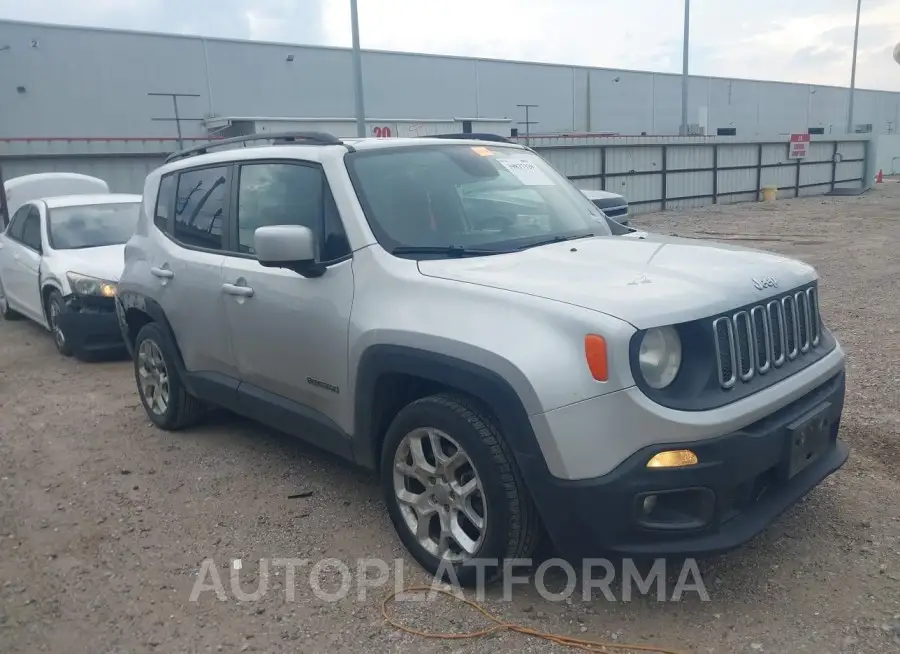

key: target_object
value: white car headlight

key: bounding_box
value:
[638,326,682,389]
[66,272,117,297]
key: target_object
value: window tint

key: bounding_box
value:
[155,174,177,233]
[21,208,42,252]
[173,166,228,250]
[236,162,349,260]
[6,205,31,240]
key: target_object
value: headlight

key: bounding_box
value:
[66,272,117,297]
[638,326,682,389]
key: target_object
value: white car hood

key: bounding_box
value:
[51,244,125,282]
[417,234,816,328]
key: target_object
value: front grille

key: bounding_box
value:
[713,286,821,389]
[603,206,628,218]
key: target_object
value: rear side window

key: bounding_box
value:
[21,207,42,252]
[154,174,177,233]
[173,166,229,251]
[6,205,30,240]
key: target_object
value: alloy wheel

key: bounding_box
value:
[137,339,170,416]
[49,302,65,350]
[392,427,487,563]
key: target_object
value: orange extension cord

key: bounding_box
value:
[382,585,691,654]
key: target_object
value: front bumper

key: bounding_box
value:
[56,295,125,356]
[529,370,847,559]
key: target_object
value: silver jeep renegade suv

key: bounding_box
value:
[116,132,848,584]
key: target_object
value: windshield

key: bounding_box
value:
[346,144,610,256]
[47,202,140,250]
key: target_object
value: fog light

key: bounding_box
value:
[641,494,658,515]
[646,449,698,469]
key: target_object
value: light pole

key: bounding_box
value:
[679,0,691,136]
[350,0,367,137]
[846,0,862,134]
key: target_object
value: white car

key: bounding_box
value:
[0,174,141,358]
[581,189,630,225]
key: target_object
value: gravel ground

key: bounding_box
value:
[1,182,900,654]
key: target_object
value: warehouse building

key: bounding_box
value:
[2,18,900,141]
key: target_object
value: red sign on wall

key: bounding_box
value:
[789,133,810,159]
[372,126,393,138]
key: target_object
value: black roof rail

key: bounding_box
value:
[164,131,345,163]
[425,133,512,144]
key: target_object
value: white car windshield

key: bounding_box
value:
[346,144,610,256]
[47,202,140,250]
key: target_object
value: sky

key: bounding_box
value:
[1,0,899,91]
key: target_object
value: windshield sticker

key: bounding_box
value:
[471,146,495,157]
[496,157,555,186]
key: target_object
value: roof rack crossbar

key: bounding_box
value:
[164,131,344,163]
[425,133,512,143]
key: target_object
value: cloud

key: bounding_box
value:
[1,0,899,90]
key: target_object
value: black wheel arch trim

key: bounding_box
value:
[116,291,194,394]
[352,344,580,554]
[352,344,551,475]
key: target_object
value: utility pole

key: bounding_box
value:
[846,0,862,134]
[148,92,203,149]
[680,0,690,136]
[350,0,367,137]
[516,104,539,145]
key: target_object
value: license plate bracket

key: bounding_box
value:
[785,402,832,479]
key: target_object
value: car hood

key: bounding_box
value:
[52,244,125,282]
[417,234,816,328]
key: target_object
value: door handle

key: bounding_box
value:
[150,267,174,279]
[222,283,254,298]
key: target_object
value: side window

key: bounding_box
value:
[173,166,228,250]
[21,207,42,252]
[235,162,350,261]
[6,205,31,240]
[154,173,177,233]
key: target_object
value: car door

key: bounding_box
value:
[0,204,32,312]
[220,160,354,434]
[151,166,238,380]
[5,205,45,322]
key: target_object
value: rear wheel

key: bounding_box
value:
[133,322,204,430]
[381,393,540,586]
[0,277,22,320]
[47,290,73,356]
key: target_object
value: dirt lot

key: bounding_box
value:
[2,182,900,654]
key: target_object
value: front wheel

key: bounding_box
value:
[47,290,73,356]
[133,322,204,430]
[381,393,541,586]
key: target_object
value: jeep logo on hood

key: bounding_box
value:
[752,276,779,290]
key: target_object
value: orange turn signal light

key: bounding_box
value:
[646,450,699,469]
[584,334,608,382]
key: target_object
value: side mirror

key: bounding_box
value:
[254,225,324,278]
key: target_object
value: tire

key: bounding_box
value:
[0,277,22,321]
[381,393,541,586]
[133,322,204,430]
[47,290,73,356]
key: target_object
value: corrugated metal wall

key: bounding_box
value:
[2,19,899,140]
[1,135,871,216]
